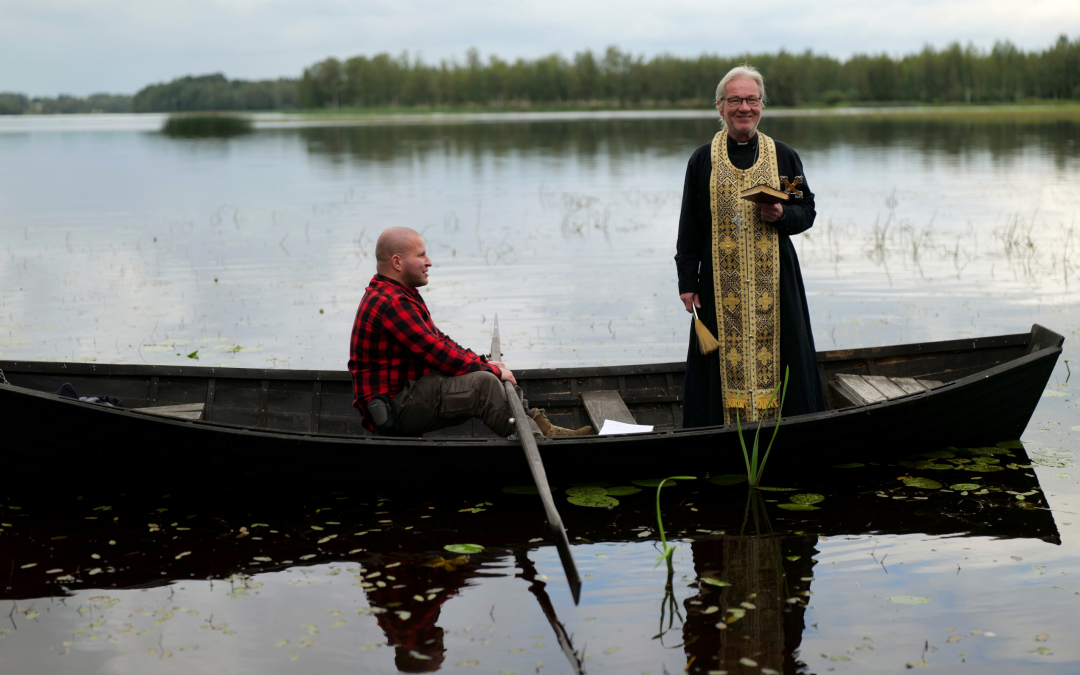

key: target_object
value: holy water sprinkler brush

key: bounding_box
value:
[692,304,720,355]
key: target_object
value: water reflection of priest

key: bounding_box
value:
[680,534,817,674]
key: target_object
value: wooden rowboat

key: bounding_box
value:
[0,324,1062,485]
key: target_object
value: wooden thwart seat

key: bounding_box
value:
[832,374,944,407]
[580,391,636,430]
[135,403,204,421]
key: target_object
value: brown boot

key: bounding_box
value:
[530,408,593,437]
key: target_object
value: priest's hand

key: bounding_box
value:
[680,292,700,313]
[759,203,784,223]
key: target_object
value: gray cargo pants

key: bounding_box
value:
[392,370,542,437]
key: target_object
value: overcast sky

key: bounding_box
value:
[2,0,1077,97]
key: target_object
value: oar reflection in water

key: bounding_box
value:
[514,550,586,675]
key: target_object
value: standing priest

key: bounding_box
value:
[675,65,827,428]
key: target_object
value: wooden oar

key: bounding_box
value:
[491,315,582,604]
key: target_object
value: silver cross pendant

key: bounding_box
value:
[733,210,747,238]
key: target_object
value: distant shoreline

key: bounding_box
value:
[2,103,1078,134]
[264,102,1080,121]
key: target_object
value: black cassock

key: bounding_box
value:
[675,133,827,428]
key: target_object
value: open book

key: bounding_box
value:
[739,184,790,205]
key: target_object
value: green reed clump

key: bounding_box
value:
[162,114,252,138]
[736,366,790,487]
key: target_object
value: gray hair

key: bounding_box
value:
[715,64,767,106]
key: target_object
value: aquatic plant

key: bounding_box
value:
[653,476,695,567]
[162,113,253,138]
[735,367,790,487]
[655,559,685,647]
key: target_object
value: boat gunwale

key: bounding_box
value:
[0,330,1034,383]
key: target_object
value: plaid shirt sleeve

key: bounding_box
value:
[382,296,501,379]
[435,327,485,359]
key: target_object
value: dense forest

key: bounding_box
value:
[297,36,1080,109]
[1,35,1077,114]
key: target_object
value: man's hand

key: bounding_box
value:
[759,203,784,223]
[680,292,700,314]
[498,367,518,386]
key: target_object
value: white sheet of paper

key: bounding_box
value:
[597,419,654,436]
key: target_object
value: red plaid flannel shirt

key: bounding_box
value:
[349,274,501,430]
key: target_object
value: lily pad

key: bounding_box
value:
[950,483,981,490]
[603,486,641,496]
[631,479,676,488]
[444,544,484,554]
[757,486,796,491]
[1031,457,1075,468]
[903,477,942,489]
[790,493,825,505]
[916,463,955,470]
[886,595,931,605]
[996,440,1025,449]
[708,475,747,485]
[568,495,619,508]
[832,462,865,469]
[1033,448,1073,457]
[921,450,956,459]
[700,577,731,587]
[966,464,1005,472]
[971,457,1001,465]
[778,503,820,511]
[566,486,607,497]
[968,446,1011,455]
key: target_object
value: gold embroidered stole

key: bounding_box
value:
[709,132,782,424]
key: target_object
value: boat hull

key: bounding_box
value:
[0,325,1062,486]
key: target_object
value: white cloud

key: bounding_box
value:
[1,0,1077,96]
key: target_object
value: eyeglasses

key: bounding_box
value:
[722,96,762,108]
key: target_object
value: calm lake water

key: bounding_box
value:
[0,111,1078,673]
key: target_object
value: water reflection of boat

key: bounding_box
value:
[0,456,1056,603]
[0,325,1062,484]
[0,466,1056,673]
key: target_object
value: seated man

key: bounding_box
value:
[349,226,591,438]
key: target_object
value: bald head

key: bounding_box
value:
[376,227,422,265]
[375,227,431,288]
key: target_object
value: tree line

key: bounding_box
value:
[297,37,1078,108]
[1,35,1076,114]
[0,92,132,114]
